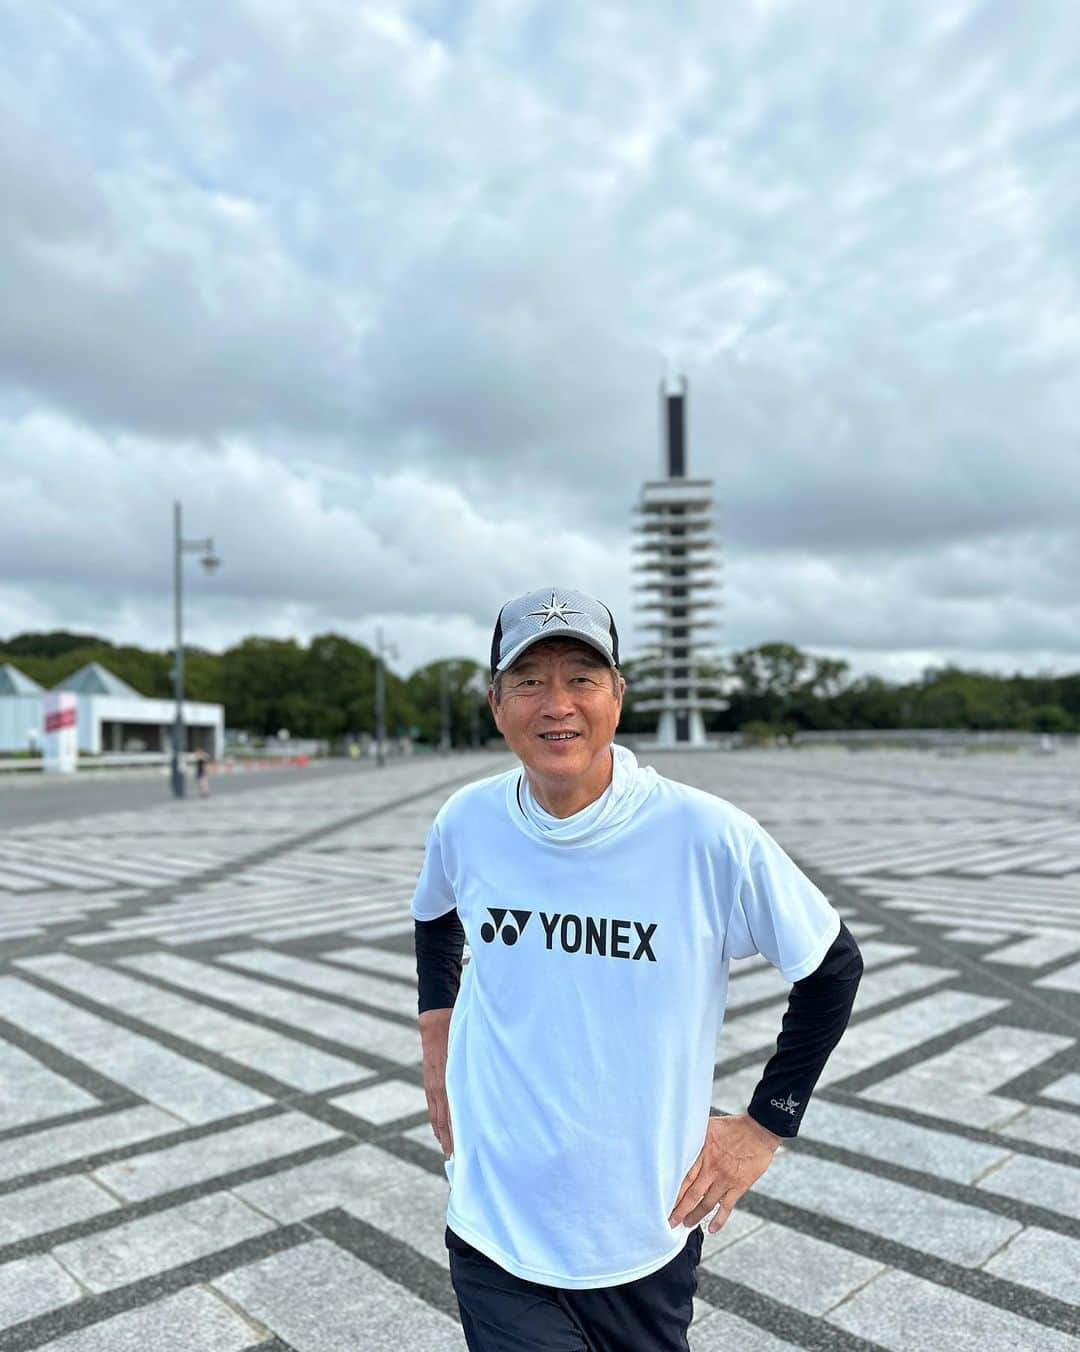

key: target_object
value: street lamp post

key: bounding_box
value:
[171,500,221,799]
[374,626,398,768]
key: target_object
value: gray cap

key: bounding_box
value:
[490,587,620,678]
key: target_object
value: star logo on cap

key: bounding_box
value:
[526,591,584,628]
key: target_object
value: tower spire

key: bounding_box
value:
[632,377,726,747]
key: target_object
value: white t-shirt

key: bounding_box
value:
[410,743,840,1289]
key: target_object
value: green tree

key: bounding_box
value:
[405,659,495,746]
[1022,703,1074,734]
[3,644,170,696]
[832,675,903,729]
[182,646,225,705]
[303,633,377,737]
[909,666,1022,730]
[0,630,113,658]
[220,637,307,735]
[725,642,852,730]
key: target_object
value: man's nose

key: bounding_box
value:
[539,680,576,716]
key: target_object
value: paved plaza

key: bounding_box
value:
[0,747,1078,1350]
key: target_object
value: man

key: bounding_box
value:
[412,586,863,1351]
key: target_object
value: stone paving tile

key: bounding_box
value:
[0,1041,97,1130]
[798,1098,1014,1184]
[861,1075,1030,1130]
[825,1267,1080,1350]
[998,1102,1080,1154]
[984,933,1080,966]
[325,1152,458,1268]
[982,1225,1080,1305]
[214,1237,467,1351]
[45,1286,260,1352]
[399,1121,446,1155]
[701,1219,885,1315]
[330,1078,428,1125]
[897,1025,1071,1093]
[233,1143,401,1222]
[1035,959,1080,993]
[18,953,362,1092]
[818,985,1005,1087]
[121,953,421,1064]
[330,946,420,979]
[724,965,794,1009]
[860,1025,1074,1129]
[93,1112,340,1201]
[223,950,420,1018]
[697,1206,767,1265]
[689,1307,802,1351]
[0,1176,117,1246]
[1042,1072,1080,1105]
[0,977,267,1124]
[751,1150,1022,1266]
[0,1253,82,1326]
[975,1152,1080,1220]
[0,1106,180,1184]
[714,1009,787,1057]
[943,927,1011,944]
[839,957,958,1008]
[53,1192,275,1291]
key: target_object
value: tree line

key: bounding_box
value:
[3,632,1078,743]
[711,642,1080,737]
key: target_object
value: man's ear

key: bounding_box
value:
[486,684,501,732]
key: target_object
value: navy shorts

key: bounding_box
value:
[445,1224,704,1351]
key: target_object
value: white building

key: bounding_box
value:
[0,663,47,756]
[632,378,727,746]
[0,661,224,759]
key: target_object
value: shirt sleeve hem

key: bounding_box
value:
[411,902,458,922]
[778,910,842,984]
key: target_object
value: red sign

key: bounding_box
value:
[45,707,77,733]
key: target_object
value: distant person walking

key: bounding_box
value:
[194,748,210,798]
[412,586,864,1350]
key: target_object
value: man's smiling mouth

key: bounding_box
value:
[539,731,580,740]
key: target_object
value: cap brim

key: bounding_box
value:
[496,630,616,672]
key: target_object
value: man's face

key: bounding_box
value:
[487,639,624,784]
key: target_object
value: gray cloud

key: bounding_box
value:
[2,0,1079,679]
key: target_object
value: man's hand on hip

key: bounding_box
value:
[668,1112,781,1234]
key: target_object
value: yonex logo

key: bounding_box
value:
[480,908,533,946]
[480,908,657,961]
[770,1093,800,1116]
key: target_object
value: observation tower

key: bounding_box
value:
[631,376,726,746]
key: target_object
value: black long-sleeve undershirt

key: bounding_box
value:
[414,911,862,1138]
[742,918,863,1137]
[415,907,466,1014]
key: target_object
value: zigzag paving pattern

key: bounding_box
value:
[0,747,1077,1349]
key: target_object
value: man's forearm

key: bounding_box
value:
[419,1007,453,1033]
[745,919,863,1138]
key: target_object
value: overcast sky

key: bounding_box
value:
[2,1,1078,683]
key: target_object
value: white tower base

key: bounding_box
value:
[654,709,709,748]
